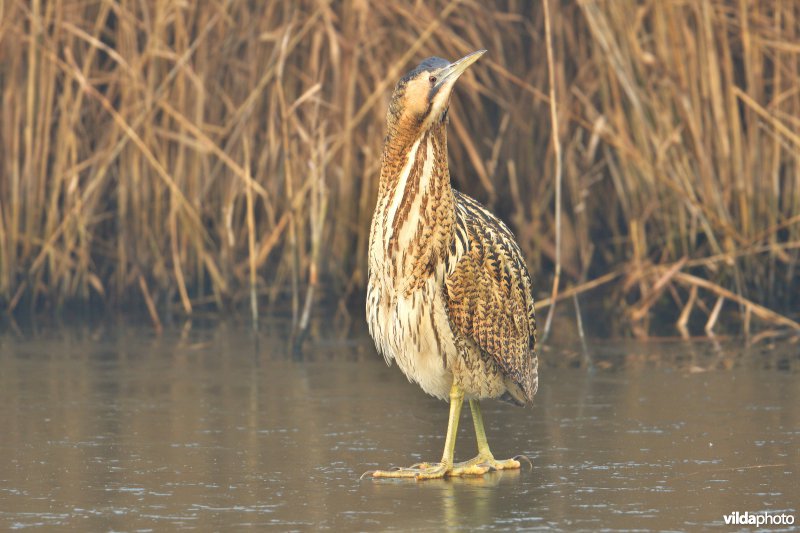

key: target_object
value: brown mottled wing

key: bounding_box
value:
[445,191,538,404]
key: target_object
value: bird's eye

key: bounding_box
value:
[429,75,437,84]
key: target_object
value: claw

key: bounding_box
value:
[513,454,533,470]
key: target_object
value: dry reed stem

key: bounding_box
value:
[629,257,688,323]
[706,296,725,335]
[0,1,797,335]
[535,270,622,310]
[138,274,162,333]
[541,0,562,342]
[674,272,800,331]
[243,137,258,330]
[677,284,698,339]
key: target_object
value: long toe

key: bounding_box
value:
[367,461,451,480]
[450,462,492,476]
[483,456,522,470]
[453,454,524,473]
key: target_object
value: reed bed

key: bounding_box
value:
[0,0,798,337]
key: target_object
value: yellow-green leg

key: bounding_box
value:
[450,399,528,473]
[366,383,489,480]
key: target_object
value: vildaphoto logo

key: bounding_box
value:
[723,511,795,526]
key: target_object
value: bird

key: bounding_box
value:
[365,49,538,480]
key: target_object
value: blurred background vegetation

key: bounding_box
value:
[0,0,798,337]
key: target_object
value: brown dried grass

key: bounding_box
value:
[0,1,798,336]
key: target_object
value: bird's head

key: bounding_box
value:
[385,49,486,142]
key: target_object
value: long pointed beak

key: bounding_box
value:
[434,49,486,92]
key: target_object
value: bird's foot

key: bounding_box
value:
[362,460,489,480]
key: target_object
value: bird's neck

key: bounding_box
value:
[378,117,448,190]
[374,121,455,291]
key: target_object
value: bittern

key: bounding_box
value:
[366,50,538,480]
